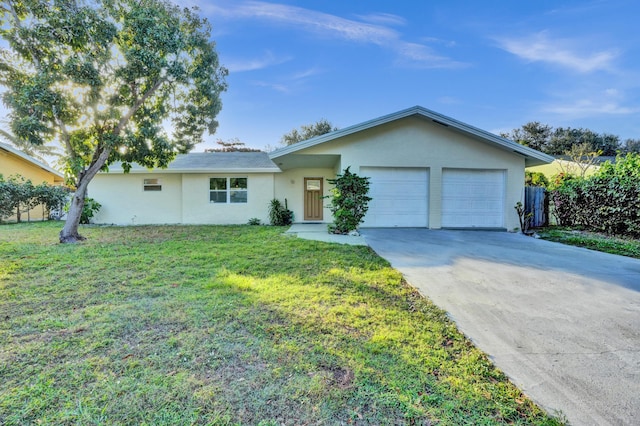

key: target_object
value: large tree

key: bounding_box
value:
[503,122,622,156]
[281,118,337,146]
[500,121,552,152]
[0,0,227,242]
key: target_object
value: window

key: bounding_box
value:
[210,177,247,203]
[143,178,162,191]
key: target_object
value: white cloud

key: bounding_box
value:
[251,80,290,93]
[249,68,323,94]
[395,42,466,68]
[496,31,618,73]
[290,67,323,80]
[207,1,464,69]
[355,13,407,27]
[541,87,638,118]
[224,51,291,72]
[543,99,637,117]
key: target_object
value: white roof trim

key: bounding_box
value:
[0,141,64,178]
[103,167,281,174]
[269,105,554,165]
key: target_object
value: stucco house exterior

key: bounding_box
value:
[90,106,553,230]
[0,141,65,221]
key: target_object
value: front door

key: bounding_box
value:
[304,177,323,221]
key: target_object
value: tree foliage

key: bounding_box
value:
[500,122,552,152]
[281,119,337,146]
[205,138,262,152]
[550,153,640,236]
[0,174,68,222]
[0,127,61,164]
[325,167,372,234]
[502,123,622,156]
[622,138,640,153]
[0,0,227,242]
[525,171,549,188]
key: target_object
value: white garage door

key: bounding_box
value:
[442,169,505,228]
[361,167,428,227]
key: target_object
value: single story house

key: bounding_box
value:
[90,106,553,230]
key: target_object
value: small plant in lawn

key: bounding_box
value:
[247,217,261,225]
[325,167,372,234]
[268,198,293,226]
[515,201,534,235]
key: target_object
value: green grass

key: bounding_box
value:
[537,227,640,259]
[0,222,562,425]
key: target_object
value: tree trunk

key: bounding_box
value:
[59,147,112,243]
[59,185,87,243]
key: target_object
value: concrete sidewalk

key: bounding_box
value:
[284,223,368,246]
[363,228,640,426]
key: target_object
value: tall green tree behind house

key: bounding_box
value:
[502,123,622,156]
[0,0,227,242]
[281,119,337,146]
[500,121,552,152]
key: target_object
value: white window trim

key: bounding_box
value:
[209,177,247,204]
[143,178,162,192]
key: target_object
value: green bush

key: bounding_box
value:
[64,196,102,224]
[325,167,372,234]
[268,199,293,226]
[0,174,69,222]
[550,153,640,236]
[525,171,549,188]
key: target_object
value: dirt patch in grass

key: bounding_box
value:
[0,222,563,425]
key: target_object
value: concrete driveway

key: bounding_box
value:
[362,229,640,426]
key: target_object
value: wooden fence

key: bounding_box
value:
[524,186,548,228]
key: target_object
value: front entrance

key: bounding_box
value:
[304,177,323,221]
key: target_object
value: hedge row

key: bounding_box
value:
[0,175,69,223]
[551,154,640,237]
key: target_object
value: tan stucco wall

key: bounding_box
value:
[288,117,525,230]
[90,173,183,225]
[182,173,274,225]
[274,168,335,223]
[90,172,275,225]
[0,148,63,222]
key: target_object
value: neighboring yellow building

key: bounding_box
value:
[526,157,613,180]
[0,141,65,221]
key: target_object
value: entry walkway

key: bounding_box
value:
[284,223,367,246]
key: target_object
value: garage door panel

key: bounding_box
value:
[362,167,428,227]
[442,169,505,228]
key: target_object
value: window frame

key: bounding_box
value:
[143,178,162,192]
[209,177,247,204]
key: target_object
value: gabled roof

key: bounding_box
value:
[105,151,281,174]
[270,105,555,167]
[0,141,64,178]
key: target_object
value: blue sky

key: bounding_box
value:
[190,0,640,152]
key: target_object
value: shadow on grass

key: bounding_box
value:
[0,223,561,425]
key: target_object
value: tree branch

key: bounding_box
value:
[115,77,167,136]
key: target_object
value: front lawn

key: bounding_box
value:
[537,227,640,259]
[0,223,561,425]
